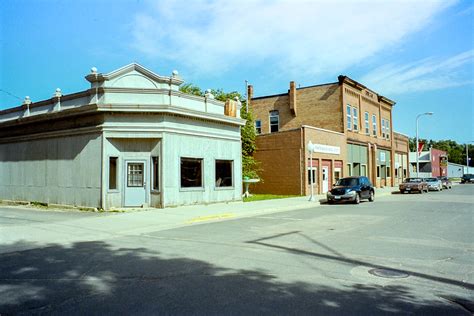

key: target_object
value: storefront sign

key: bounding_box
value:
[312,143,340,155]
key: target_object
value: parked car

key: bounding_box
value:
[327,176,374,204]
[425,177,443,191]
[461,174,474,184]
[437,176,452,189]
[399,178,428,194]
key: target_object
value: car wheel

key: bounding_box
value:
[400,190,405,194]
[354,193,360,204]
[328,200,334,205]
[368,191,374,202]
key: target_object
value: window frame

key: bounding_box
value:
[108,156,119,191]
[381,118,386,138]
[364,112,369,135]
[255,119,262,134]
[151,156,160,192]
[307,167,317,185]
[215,159,234,189]
[180,157,204,190]
[386,120,390,139]
[346,104,352,130]
[269,110,279,133]
[372,114,377,136]
[353,107,359,131]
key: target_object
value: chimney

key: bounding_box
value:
[289,81,297,116]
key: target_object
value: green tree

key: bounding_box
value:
[179,83,203,96]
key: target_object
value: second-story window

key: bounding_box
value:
[346,104,352,130]
[386,120,390,139]
[269,110,279,133]
[372,114,377,136]
[381,118,386,138]
[364,112,369,134]
[353,107,358,131]
[255,120,262,134]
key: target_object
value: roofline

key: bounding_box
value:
[338,75,396,106]
[252,82,339,101]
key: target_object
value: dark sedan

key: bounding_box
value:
[326,176,375,204]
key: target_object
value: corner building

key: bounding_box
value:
[250,76,409,195]
[0,63,245,209]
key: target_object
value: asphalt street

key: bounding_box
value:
[1,185,473,315]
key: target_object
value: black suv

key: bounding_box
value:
[327,176,375,204]
[461,174,474,184]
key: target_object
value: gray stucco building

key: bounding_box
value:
[0,63,245,209]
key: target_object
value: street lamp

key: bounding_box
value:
[308,141,315,201]
[415,112,433,177]
[466,141,474,174]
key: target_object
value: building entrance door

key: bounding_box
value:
[124,160,147,207]
[322,166,329,193]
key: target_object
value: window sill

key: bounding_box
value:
[107,189,120,193]
[180,187,205,192]
[151,190,161,194]
[214,186,235,191]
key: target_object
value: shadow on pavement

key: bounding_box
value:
[1,240,471,315]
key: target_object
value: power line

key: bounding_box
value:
[0,89,22,101]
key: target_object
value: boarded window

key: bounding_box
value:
[181,158,203,188]
[109,157,118,190]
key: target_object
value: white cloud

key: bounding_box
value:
[130,0,455,77]
[360,50,474,95]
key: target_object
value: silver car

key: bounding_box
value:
[425,177,442,191]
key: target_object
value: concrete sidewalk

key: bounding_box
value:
[1,186,399,253]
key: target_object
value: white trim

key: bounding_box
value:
[302,125,345,136]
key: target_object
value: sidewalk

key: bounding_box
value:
[0,186,399,253]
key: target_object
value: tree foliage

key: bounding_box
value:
[409,137,473,166]
[179,83,262,179]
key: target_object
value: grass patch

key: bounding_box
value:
[243,194,299,202]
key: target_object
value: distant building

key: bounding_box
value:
[409,148,447,178]
[447,162,474,178]
[0,63,245,209]
[249,76,410,195]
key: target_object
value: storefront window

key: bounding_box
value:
[215,160,233,187]
[109,157,118,190]
[181,158,203,188]
[152,156,159,191]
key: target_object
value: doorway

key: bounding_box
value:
[124,160,147,207]
[322,166,329,193]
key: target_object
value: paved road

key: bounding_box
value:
[1,185,473,315]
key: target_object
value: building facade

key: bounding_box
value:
[0,64,245,209]
[250,76,409,195]
[409,148,447,178]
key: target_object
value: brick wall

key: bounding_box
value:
[251,83,343,135]
[253,129,303,195]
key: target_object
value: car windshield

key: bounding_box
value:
[405,178,422,183]
[336,178,359,186]
[425,178,437,182]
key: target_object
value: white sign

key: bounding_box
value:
[380,152,386,162]
[312,143,340,155]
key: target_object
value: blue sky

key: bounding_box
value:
[1,0,473,143]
